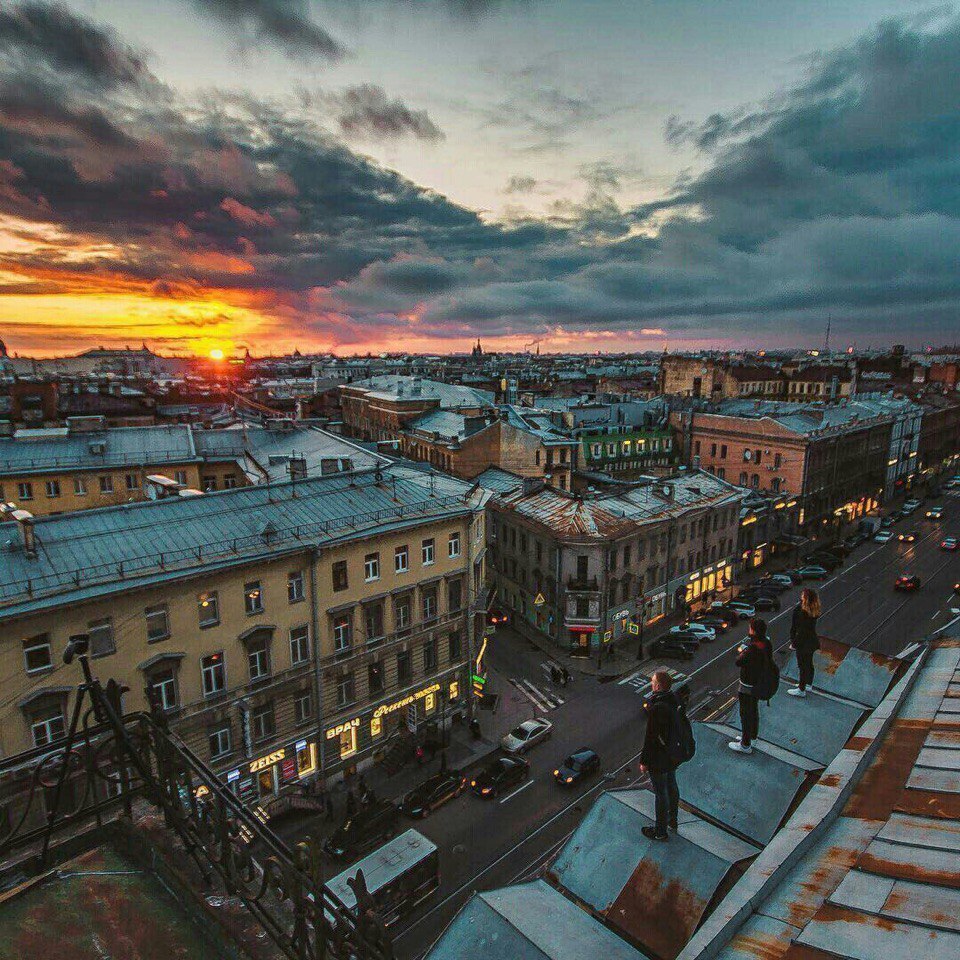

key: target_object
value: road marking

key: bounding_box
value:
[508,677,563,712]
[499,779,535,804]
[932,609,942,620]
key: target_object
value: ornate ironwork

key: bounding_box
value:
[0,639,393,960]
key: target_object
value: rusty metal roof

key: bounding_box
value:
[548,790,755,960]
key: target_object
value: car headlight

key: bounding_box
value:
[470,780,476,787]
[565,777,573,783]
[481,787,492,794]
[553,769,559,776]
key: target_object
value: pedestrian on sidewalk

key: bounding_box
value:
[324,793,334,822]
[730,618,774,755]
[345,788,357,817]
[639,670,682,842]
[788,588,821,698]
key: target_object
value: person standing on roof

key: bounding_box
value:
[788,588,821,698]
[639,670,682,841]
[730,618,774,755]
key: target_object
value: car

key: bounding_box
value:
[553,748,601,786]
[752,577,790,594]
[941,537,958,551]
[726,600,756,618]
[692,614,731,634]
[470,756,529,798]
[797,565,829,580]
[711,601,748,620]
[400,770,467,818]
[671,623,716,641]
[894,574,921,592]
[897,530,919,543]
[874,530,893,543]
[745,594,780,612]
[739,584,781,599]
[767,573,795,587]
[500,717,553,754]
[903,498,921,509]
[487,607,510,627]
[782,569,805,584]
[880,516,894,529]
[647,637,694,661]
[665,628,704,647]
[926,506,944,519]
[844,533,868,549]
[323,799,400,860]
[804,552,842,570]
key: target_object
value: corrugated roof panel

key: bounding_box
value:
[780,636,899,707]
[829,871,960,932]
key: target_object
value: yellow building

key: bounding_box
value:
[0,464,488,807]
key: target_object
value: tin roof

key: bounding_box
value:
[424,880,646,960]
[346,375,494,408]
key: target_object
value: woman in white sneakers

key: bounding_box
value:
[788,588,821,697]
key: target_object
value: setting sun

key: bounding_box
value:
[209,348,225,361]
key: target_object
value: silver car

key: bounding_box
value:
[500,717,553,754]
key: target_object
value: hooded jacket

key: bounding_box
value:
[641,689,681,774]
[790,605,820,651]
[737,637,773,695]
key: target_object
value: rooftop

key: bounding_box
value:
[344,375,494,408]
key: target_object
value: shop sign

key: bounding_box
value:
[372,682,441,720]
[325,717,361,740]
[281,756,298,782]
[249,748,285,774]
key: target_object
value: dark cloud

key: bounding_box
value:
[324,83,443,142]
[188,0,346,60]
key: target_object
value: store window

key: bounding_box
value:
[338,724,357,759]
[296,740,317,776]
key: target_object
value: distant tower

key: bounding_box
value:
[472,338,483,360]
[0,338,7,359]
[823,318,831,355]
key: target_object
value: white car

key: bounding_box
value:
[727,601,756,618]
[671,623,716,641]
[501,717,553,754]
[874,530,893,543]
[768,574,794,587]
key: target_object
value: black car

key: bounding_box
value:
[753,577,790,594]
[665,628,703,647]
[804,552,842,571]
[648,637,695,661]
[470,756,529,798]
[400,770,467,818]
[740,584,781,599]
[323,799,400,860]
[743,594,780,612]
[554,748,600,786]
[692,614,731,634]
[894,574,922,592]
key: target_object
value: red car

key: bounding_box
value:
[487,607,510,627]
[894,575,921,592]
[941,537,958,551]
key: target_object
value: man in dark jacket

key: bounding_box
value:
[639,669,681,841]
[729,618,773,755]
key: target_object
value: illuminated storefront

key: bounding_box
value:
[225,736,319,807]
[684,561,734,605]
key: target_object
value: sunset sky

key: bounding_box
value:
[1,1,958,356]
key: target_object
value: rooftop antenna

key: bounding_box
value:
[824,317,831,356]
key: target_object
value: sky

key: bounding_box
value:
[0,0,958,357]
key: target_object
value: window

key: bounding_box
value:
[710,443,717,457]
[150,669,178,711]
[364,552,380,582]
[209,725,231,759]
[624,545,632,567]
[17,481,33,501]
[395,596,411,633]
[125,473,138,491]
[448,532,461,558]
[247,637,270,681]
[99,475,113,493]
[201,653,225,697]
[575,597,590,618]
[201,475,217,492]
[422,586,438,622]
[333,614,352,654]
[739,471,748,486]
[422,538,435,565]
[88,617,115,657]
[45,480,60,498]
[694,440,701,455]
[742,449,752,462]
[287,570,305,603]
[336,674,355,708]
[448,631,462,660]
[244,581,264,615]
[332,560,349,592]
[289,625,310,665]
[294,689,313,725]
[223,476,238,489]
[364,602,384,642]
[447,578,462,613]
[395,545,409,573]
[23,634,52,674]
[368,660,384,694]
[31,707,66,748]
[717,467,726,480]
[423,637,438,672]
[252,702,276,742]
[73,477,87,496]
[720,444,727,459]
[751,474,760,488]
[145,604,170,643]
[774,452,782,469]
[397,650,413,684]
[174,470,188,485]
[198,591,219,628]
[576,555,589,581]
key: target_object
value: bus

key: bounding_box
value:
[325,828,439,927]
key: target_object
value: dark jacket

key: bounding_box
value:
[790,605,820,651]
[641,690,680,774]
[737,637,773,695]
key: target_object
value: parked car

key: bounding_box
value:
[797,565,829,580]
[470,756,529,798]
[726,600,756,618]
[804,552,841,570]
[487,607,510,627]
[743,594,780,612]
[897,530,919,543]
[782,569,805,584]
[711,601,749,620]
[400,771,467,818]
[925,506,943,520]
[843,533,867,550]
[692,614,731,634]
[647,637,694,661]
[553,748,601,786]
[894,574,921,592]
[767,573,795,587]
[500,717,553,754]
[665,628,704,647]
[671,623,716,641]
[323,800,400,860]
[874,530,893,543]
[941,537,958,551]
[752,577,790,594]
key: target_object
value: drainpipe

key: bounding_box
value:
[309,546,325,775]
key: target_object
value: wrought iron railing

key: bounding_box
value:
[0,644,393,960]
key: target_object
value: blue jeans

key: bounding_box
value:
[649,769,679,835]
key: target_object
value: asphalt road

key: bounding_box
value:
[390,493,960,959]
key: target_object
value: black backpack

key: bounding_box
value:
[752,653,781,703]
[667,702,696,767]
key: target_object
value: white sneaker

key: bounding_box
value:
[787,687,807,698]
[728,741,753,754]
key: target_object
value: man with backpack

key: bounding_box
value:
[639,670,694,841]
[729,617,778,755]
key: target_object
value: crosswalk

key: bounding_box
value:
[508,676,566,712]
[619,664,688,698]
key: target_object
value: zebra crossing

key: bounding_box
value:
[618,664,687,698]
[508,675,566,712]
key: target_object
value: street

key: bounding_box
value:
[389,494,960,959]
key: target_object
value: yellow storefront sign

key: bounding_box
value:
[249,749,285,773]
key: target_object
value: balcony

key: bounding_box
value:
[567,575,599,591]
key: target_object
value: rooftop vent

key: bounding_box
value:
[260,520,277,542]
[11,508,36,557]
[88,440,106,455]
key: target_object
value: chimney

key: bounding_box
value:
[521,477,545,496]
[12,509,36,556]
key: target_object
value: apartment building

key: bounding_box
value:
[479,469,744,653]
[0,465,488,805]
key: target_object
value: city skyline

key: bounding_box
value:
[1,2,959,357]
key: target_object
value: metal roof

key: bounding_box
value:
[549,790,755,959]
[347,375,494,408]
[473,467,526,495]
[424,880,646,960]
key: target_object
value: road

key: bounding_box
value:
[390,494,960,959]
